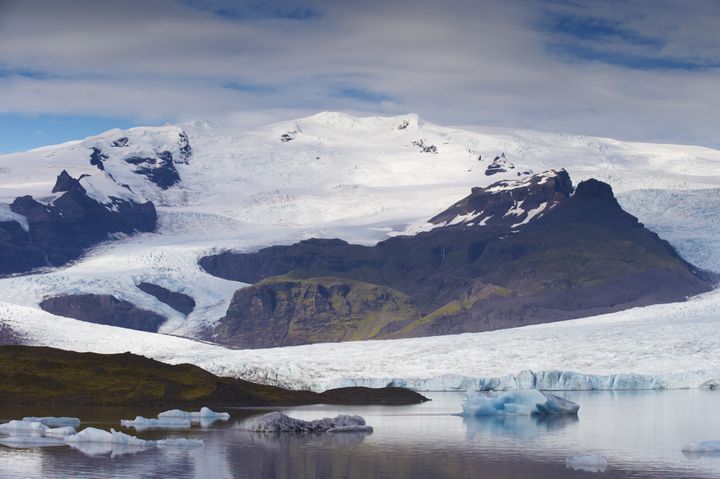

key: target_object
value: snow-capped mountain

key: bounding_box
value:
[1,112,719,390]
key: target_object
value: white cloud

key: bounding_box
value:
[0,0,717,146]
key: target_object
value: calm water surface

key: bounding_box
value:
[1,391,719,478]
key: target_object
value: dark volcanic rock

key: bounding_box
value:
[430,169,573,228]
[51,170,78,193]
[137,282,196,315]
[0,324,22,346]
[485,153,515,175]
[39,294,166,332]
[210,277,419,348]
[89,147,107,171]
[124,150,181,189]
[0,171,157,277]
[200,171,713,348]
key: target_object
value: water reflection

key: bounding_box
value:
[464,414,579,440]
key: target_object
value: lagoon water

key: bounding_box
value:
[1,391,719,478]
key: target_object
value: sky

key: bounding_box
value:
[0,0,718,152]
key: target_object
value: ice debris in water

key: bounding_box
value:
[158,407,230,421]
[0,436,65,447]
[0,420,48,434]
[461,390,579,416]
[64,427,203,449]
[247,412,373,433]
[22,416,81,428]
[566,453,608,473]
[120,416,192,430]
[43,426,77,437]
[682,441,720,453]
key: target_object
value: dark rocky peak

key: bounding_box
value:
[1,171,157,276]
[280,131,297,142]
[485,152,515,176]
[51,170,80,193]
[123,150,181,189]
[177,130,192,164]
[430,169,574,229]
[397,119,410,130]
[112,137,129,147]
[137,282,196,316]
[412,139,438,154]
[89,147,107,171]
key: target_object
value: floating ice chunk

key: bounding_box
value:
[120,416,191,430]
[157,438,204,448]
[43,426,77,437]
[682,441,720,453]
[566,453,608,473]
[22,416,81,428]
[0,436,65,447]
[65,427,151,447]
[461,390,579,416]
[0,420,47,435]
[247,412,370,433]
[566,454,608,473]
[157,407,230,422]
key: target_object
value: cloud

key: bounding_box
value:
[0,0,717,147]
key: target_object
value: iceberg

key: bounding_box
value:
[63,426,204,454]
[0,420,47,434]
[461,390,579,416]
[22,416,81,428]
[0,436,65,447]
[64,427,150,447]
[120,416,191,430]
[566,453,608,473]
[682,441,720,453]
[43,426,77,437]
[157,407,230,422]
[247,412,372,433]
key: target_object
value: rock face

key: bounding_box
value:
[137,282,196,316]
[39,294,166,332]
[0,324,22,346]
[0,171,157,277]
[201,171,713,348]
[210,277,419,348]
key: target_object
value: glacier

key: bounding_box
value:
[1,112,720,392]
[461,390,579,416]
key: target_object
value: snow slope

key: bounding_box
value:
[1,111,720,390]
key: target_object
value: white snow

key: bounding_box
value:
[461,390,579,416]
[1,112,720,391]
[0,204,29,231]
[566,453,608,473]
[247,412,371,433]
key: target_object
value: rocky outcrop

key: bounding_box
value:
[124,150,181,189]
[137,282,196,316]
[429,169,573,228]
[0,324,22,345]
[210,277,419,348]
[0,171,157,276]
[39,294,166,332]
[201,171,713,348]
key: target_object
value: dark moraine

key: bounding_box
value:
[137,282,196,315]
[39,294,166,333]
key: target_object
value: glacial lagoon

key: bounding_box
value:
[1,390,719,478]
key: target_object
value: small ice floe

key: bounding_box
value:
[64,427,203,456]
[120,416,191,430]
[156,438,204,448]
[43,426,77,438]
[247,412,373,433]
[158,407,230,422]
[682,441,720,453]
[0,420,48,434]
[566,454,608,473]
[65,427,150,447]
[0,436,65,447]
[461,390,579,416]
[22,417,81,428]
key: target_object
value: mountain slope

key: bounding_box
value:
[0,112,719,345]
[200,170,711,347]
